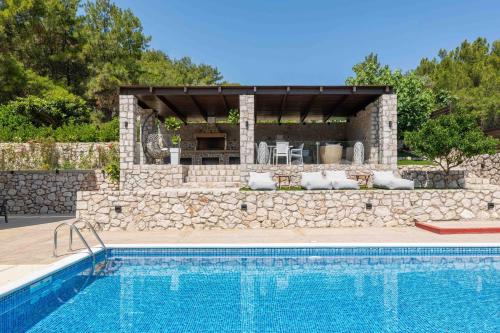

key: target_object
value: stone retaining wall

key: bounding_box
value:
[76,188,500,230]
[0,142,116,170]
[464,153,500,185]
[1,170,116,214]
[398,166,466,189]
[121,165,186,191]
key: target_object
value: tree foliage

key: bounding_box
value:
[416,38,500,129]
[0,0,225,142]
[346,53,435,138]
[138,50,223,86]
[405,111,498,186]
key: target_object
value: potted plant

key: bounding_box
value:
[164,117,183,165]
[169,134,182,165]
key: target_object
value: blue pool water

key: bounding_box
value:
[1,247,499,333]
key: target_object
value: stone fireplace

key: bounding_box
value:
[195,133,227,151]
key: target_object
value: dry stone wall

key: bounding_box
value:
[0,142,116,170]
[1,170,116,214]
[76,188,500,230]
[464,153,500,185]
[398,166,466,189]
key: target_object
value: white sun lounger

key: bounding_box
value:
[325,170,359,190]
[248,172,277,190]
[373,171,414,190]
[300,172,332,190]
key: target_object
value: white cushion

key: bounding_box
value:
[325,170,359,189]
[300,172,332,190]
[388,178,414,190]
[325,170,348,181]
[332,178,360,190]
[373,171,414,190]
[248,172,276,190]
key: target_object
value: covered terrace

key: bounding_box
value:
[119,85,397,167]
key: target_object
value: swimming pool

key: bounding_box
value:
[1,246,499,332]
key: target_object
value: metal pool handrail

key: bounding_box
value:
[53,222,95,264]
[69,220,107,255]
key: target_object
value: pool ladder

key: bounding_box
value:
[53,220,107,262]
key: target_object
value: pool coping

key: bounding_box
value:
[1,242,499,299]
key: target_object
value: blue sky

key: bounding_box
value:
[115,0,499,85]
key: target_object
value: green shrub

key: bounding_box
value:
[405,111,499,187]
[96,117,119,142]
[0,95,90,127]
[227,108,239,124]
[102,143,120,183]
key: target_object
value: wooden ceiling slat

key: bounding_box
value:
[157,96,187,124]
[323,95,349,122]
[300,95,320,123]
[187,95,208,121]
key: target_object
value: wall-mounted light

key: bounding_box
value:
[365,203,372,210]
[487,202,494,210]
[115,206,122,213]
[124,121,129,129]
[241,203,247,211]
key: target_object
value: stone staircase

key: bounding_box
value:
[182,165,241,188]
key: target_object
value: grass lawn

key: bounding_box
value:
[397,159,435,166]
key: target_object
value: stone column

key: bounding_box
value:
[377,94,398,166]
[119,95,138,189]
[239,95,255,165]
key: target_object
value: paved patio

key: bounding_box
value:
[1,215,499,286]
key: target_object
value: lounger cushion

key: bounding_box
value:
[325,170,359,190]
[248,172,276,190]
[373,171,414,190]
[300,172,332,190]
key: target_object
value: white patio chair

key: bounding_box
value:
[325,170,359,190]
[373,171,414,190]
[300,172,332,190]
[248,172,277,190]
[274,141,290,165]
[290,143,304,165]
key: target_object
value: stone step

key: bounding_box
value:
[181,181,241,189]
[185,175,240,183]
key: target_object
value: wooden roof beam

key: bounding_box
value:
[300,94,319,123]
[137,100,152,110]
[218,87,229,113]
[157,96,187,125]
[323,95,349,122]
[278,87,290,124]
[185,87,208,121]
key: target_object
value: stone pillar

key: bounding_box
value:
[377,94,397,166]
[239,95,255,165]
[119,95,138,189]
